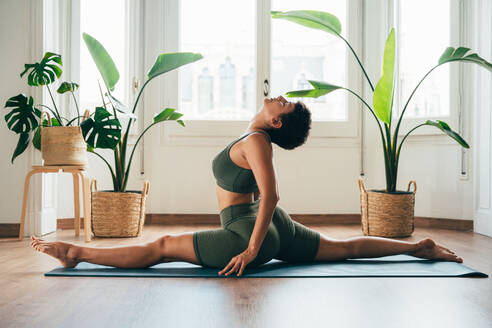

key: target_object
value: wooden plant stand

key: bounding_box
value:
[19,165,92,242]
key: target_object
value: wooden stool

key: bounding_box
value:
[19,165,92,242]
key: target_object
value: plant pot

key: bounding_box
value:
[90,180,150,237]
[358,178,417,238]
[40,112,87,166]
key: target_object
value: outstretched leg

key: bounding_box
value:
[314,234,463,263]
[29,232,200,269]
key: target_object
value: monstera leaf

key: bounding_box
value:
[57,82,79,94]
[438,47,492,71]
[82,33,120,92]
[32,116,61,150]
[20,52,62,86]
[80,107,121,149]
[4,94,41,133]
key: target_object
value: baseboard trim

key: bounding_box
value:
[0,214,474,237]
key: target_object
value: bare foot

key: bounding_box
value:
[29,235,80,268]
[411,238,463,263]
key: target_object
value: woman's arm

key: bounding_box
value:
[242,133,279,253]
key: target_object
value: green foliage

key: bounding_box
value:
[20,52,62,86]
[274,10,491,192]
[83,32,202,191]
[373,29,395,125]
[82,33,120,91]
[80,107,121,149]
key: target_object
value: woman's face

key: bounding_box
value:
[262,96,295,128]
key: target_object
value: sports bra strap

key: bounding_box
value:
[227,130,271,149]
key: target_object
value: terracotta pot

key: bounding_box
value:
[358,178,417,237]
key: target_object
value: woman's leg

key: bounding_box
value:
[314,234,463,263]
[29,232,200,269]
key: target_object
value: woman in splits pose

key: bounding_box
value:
[30,95,463,276]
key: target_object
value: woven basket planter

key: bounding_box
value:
[40,112,87,166]
[358,178,417,238]
[90,179,150,237]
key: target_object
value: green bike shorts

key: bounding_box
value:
[193,199,320,268]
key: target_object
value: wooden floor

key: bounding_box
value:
[1,223,491,328]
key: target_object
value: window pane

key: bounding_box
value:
[179,0,256,120]
[271,0,347,121]
[398,0,450,118]
[80,0,127,113]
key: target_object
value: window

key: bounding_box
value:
[79,0,128,114]
[271,0,347,121]
[173,0,360,129]
[179,0,256,120]
[394,0,460,123]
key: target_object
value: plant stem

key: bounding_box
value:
[121,122,155,191]
[88,150,118,190]
[392,64,440,153]
[46,86,63,125]
[70,91,81,125]
[340,35,375,92]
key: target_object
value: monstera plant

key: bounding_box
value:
[82,32,203,192]
[271,10,492,237]
[3,52,91,163]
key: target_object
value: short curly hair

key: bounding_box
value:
[265,101,311,150]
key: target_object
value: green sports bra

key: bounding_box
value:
[212,131,271,194]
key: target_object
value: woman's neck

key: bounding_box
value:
[246,112,269,133]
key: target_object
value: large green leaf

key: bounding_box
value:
[271,10,342,36]
[20,52,62,86]
[82,33,120,91]
[153,108,184,124]
[424,120,469,148]
[32,117,61,150]
[438,47,492,71]
[147,53,203,80]
[11,133,29,163]
[80,107,121,149]
[286,80,342,98]
[373,28,396,125]
[4,94,41,133]
[57,81,79,94]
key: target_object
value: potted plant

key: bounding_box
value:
[4,52,92,166]
[82,32,202,237]
[272,10,492,237]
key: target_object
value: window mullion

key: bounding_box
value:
[256,0,271,112]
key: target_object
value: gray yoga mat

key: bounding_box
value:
[45,254,487,278]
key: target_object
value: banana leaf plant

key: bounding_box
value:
[82,32,203,192]
[3,52,106,163]
[272,10,492,192]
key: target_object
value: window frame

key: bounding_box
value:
[162,0,364,141]
[391,0,463,137]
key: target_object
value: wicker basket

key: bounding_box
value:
[90,179,150,237]
[358,178,417,237]
[40,112,87,166]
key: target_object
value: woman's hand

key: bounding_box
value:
[218,248,258,277]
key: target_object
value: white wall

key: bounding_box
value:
[1,0,486,224]
[0,0,32,224]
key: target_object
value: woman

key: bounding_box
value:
[30,96,463,276]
